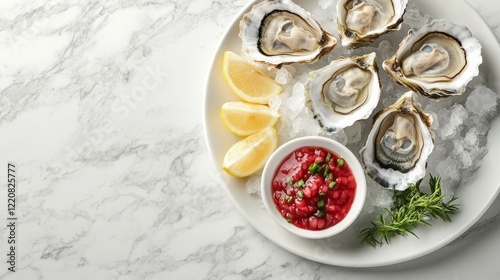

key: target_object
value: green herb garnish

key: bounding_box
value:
[326,153,332,163]
[323,164,330,177]
[288,178,293,186]
[315,209,325,218]
[359,175,459,247]
[328,181,336,189]
[317,200,325,208]
[308,162,322,175]
[297,179,305,188]
[285,195,292,203]
[337,158,345,167]
[297,191,304,199]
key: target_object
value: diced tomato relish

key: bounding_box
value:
[272,146,356,231]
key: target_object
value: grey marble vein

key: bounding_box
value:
[0,0,499,279]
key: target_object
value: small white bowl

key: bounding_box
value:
[261,136,366,239]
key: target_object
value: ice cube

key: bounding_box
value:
[302,109,322,136]
[376,40,395,61]
[275,67,293,85]
[451,103,469,123]
[456,150,473,169]
[291,116,306,135]
[285,82,306,118]
[292,81,306,97]
[328,129,347,145]
[436,157,460,182]
[283,65,297,76]
[318,0,332,9]
[470,146,488,168]
[277,120,292,143]
[345,122,363,144]
[403,3,425,28]
[268,95,282,111]
[439,104,468,139]
[382,96,398,107]
[467,72,487,91]
[362,178,393,214]
[375,189,394,209]
[452,139,465,156]
[464,128,479,148]
[440,181,457,203]
[245,172,262,196]
[466,85,499,118]
[473,116,490,135]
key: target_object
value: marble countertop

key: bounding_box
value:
[1,0,499,279]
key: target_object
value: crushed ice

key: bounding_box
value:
[244,2,500,214]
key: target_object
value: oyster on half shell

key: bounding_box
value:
[307,53,381,131]
[360,91,434,190]
[336,0,408,48]
[383,19,483,99]
[240,0,337,67]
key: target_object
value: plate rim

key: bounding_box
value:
[202,0,500,267]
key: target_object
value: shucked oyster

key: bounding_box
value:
[383,19,482,99]
[360,91,434,190]
[336,0,408,48]
[240,0,337,67]
[307,53,381,131]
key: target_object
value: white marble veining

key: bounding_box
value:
[0,0,499,279]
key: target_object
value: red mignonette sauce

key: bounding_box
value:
[271,146,357,230]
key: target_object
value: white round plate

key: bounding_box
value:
[203,0,500,267]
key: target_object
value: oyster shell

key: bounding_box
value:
[307,53,381,131]
[383,19,482,99]
[240,0,337,67]
[336,0,408,48]
[360,91,434,190]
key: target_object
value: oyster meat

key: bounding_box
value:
[336,0,408,48]
[240,0,337,67]
[307,52,381,131]
[383,19,482,99]
[360,91,434,190]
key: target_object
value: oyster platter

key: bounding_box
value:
[203,0,500,267]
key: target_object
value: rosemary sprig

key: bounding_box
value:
[359,175,460,247]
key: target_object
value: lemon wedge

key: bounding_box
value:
[221,102,280,136]
[223,51,282,104]
[223,127,278,177]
